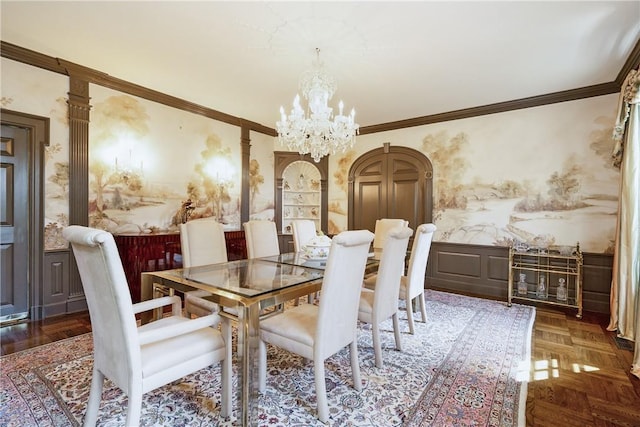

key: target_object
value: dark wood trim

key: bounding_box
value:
[3,39,638,138]
[359,82,620,134]
[425,241,613,314]
[67,76,90,311]
[0,41,66,74]
[0,109,49,320]
[240,124,251,224]
[616,38,640,87]
[1,41,275,136]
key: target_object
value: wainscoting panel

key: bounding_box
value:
[42,250,87,316]
[426,242,613,314]
[38,240,613,319]
[582,252,614,314]
[436,251,481,277]
[427,243,509,300]
[487,255,509,281]
[42,250,70,317]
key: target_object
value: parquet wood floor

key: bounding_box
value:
[2,305,639,426]
[526,307,640,427]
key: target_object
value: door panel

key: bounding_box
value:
[359,159,384,176]
[357,181,384,233]
[390,179,421,226]
[1,125,29,321]
[350,146,432,233]
[389,154,423,228]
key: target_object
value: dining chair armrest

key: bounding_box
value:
[138,313,223,345]
[132,295,182,315]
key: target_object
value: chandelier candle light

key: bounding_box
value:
[277,48,359,162]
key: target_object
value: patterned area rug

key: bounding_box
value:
[0,290,534,426]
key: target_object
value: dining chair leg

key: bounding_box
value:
[125,388,143,427]
[349,340,362,392]
[392,312,402,351]
[83,369,104,427]
[406,296,416,335]
[372,322,383,368]
[419,292,428,323]
[314,358,329,423]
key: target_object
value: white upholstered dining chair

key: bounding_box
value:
[292,219,320,304]
[244,219,293,312]
[372,218,409,251]
[358,225,412,368]
[243,220,280,258]
[180,218,228,318]
[63,225,231,427]
[400,223,436,334]
[291,219,317,252]
[258,229,375,423]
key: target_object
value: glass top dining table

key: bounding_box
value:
[260,249,382,269]
[140,253,380,425]
[141,256,326,426]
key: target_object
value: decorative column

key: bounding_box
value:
[67,76,91,303]
[240,123,251,225]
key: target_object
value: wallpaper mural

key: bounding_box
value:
[249,131,276,221]
[1,58,70,250]
[328,95,620,253]
[88,86,242,233]
[327,150,356,235]
[0,56,622,255]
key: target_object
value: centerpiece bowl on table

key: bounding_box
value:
[303,235,332,260]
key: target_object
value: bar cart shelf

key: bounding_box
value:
[507,243,583,318]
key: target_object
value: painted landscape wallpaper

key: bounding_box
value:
[248,130,276,222]
[327,95,620,253]
[88,86,243,234]
[2,57,621,255]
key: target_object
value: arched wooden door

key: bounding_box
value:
[348,144,432,232]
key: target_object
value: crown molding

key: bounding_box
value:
[3,39,637,138]
[359,82,620,135]
[616,37,640,87]
[1,41,275,136]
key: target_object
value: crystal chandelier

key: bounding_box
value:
[276,48,359,162]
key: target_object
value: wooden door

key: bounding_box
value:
[349,145,432,232]
[1,123,29,322]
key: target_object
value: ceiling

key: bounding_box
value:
[2,1,639,130]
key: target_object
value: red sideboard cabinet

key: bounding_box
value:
[114,230,247,302]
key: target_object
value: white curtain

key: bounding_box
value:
[607,67,640,379]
